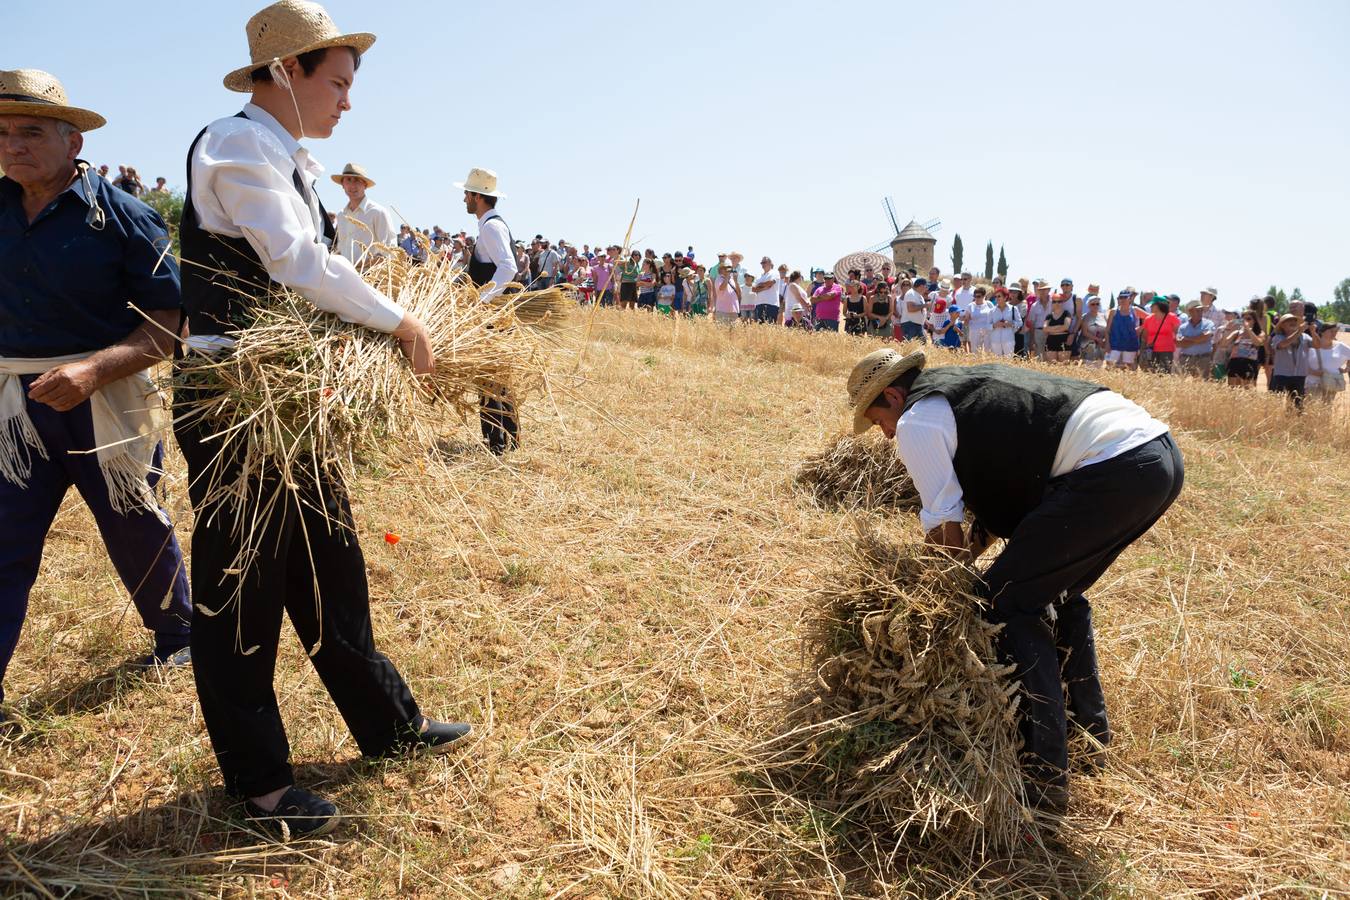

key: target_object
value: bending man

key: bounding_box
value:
[848,348,1183,811]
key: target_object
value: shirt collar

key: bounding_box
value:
[477,209,500,226]
[0,164,91,207]
[242,102,325,179]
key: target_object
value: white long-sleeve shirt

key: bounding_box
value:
[895,390,1169,533]
[474,210,517,300]
[188,103,404,336]
[333,195,397,265]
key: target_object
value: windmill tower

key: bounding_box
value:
[868,198,941,273]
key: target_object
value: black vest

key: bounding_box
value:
[467,212,515,288]
[179,112,336,336]
[902,364,1105,538]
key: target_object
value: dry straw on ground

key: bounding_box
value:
[2,308,1348,897]
[795,433,920,512]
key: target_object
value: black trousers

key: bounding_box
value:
[981,433,1184,789]
[174,382,421,798]
[480,387,519,454]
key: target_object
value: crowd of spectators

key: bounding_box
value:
[93,170,1349,407]
[94,163,170,198]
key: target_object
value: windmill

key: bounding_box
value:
[867,197,942,253]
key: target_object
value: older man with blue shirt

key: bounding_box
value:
[1175,299,1217,379]
[0,70,193,711]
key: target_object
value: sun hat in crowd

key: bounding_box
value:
[679,267,693,277]
[0,69,105,131]
[1060,277,1074,285]
[847,348,927,435]
[1202,286,1218,297]
[454,167,505,198]
[1087,295,1102,304]
[223,0,376,93]
[330,162,375,187]
[1181,299,1202,312]
[939,279,953,290]
[824,271,836,279]
[1120,286,1138,296]
[1276,314,1299,327]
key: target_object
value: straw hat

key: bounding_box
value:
[0,69,105,132]
[846,348,927,435]
[454,167,504,199]
[330,162,375,187]
[223,0,376,93]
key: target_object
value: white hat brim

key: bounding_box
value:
[454,181,504,199]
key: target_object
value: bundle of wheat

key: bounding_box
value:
[169,257,575,596]
[794,432,919,512]
[759,520,1028,859]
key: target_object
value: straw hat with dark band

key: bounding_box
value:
[846,348,927,435]
[224,0,376,93]
[331,162,375,187]
[0,70,105,132]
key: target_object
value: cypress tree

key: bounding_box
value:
[996,246,1008,279]
[983,241,994,280]
[950,234,964,275]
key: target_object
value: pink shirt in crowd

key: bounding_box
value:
[812,283,843,320]
[592,262,612,292]
[713,276,741,313]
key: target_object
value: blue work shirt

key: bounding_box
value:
[1176,316,1215,356]
[0,164,180,357]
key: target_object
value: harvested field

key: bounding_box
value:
[2,308,1348,897]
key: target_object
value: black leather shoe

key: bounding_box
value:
[416,718,472,753]
[244,786,338,839]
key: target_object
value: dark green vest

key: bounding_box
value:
[901,364,1105,538]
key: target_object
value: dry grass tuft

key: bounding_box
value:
[795,433,920,513]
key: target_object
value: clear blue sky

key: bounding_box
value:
[13,0,1350,308]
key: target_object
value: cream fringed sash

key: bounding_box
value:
[0,352,170,523]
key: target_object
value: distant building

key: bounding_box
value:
[890,220,937,272]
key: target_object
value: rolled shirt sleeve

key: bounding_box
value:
[192,123,405,334]
[893,395,966,533]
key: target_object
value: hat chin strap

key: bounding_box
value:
[269,58,308,142]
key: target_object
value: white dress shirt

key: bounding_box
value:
[188,103,404,337]
[474,210,517,300]
[895,390,1169,533]
[334,195,397,265]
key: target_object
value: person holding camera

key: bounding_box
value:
[1269,313,1314,408]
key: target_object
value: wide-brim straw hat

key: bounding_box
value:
[331,162,375,187]
[454,167,504,199]
[0,69,105,132]
[224,0,376,93]
[847,348,927,435]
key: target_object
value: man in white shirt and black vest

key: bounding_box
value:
[457,167,520,454]
[848,348,1184,812]
[175,0,470,839]
[330,162,396,268]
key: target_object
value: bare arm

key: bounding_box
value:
[28,309,181,412]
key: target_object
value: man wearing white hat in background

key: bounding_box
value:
[847,348,1183,813]
[175,0,470,839]
[0,70,194,711]
[458,166,520,454]
[330,162,396,268]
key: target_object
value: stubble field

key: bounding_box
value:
[2,308,1348,898]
